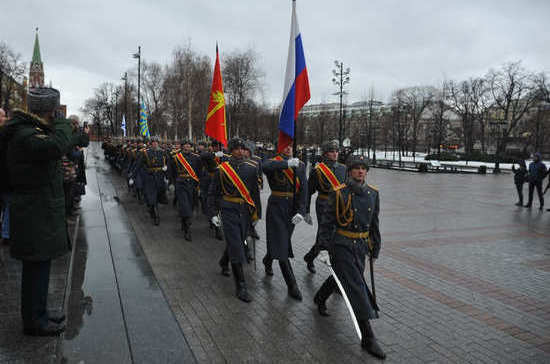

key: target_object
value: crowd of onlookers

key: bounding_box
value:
[512,153,550,211]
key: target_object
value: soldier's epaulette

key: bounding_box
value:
[368,184,378,192]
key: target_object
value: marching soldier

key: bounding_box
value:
[201,141,227,240]
[135,136,167,225]
[207,138,260,302]
[169,140,202,241]
[262,143,307,301]
[303,140,347,273]
[315,155,385,359]
[241,140,263,262]
[197,141,209,215]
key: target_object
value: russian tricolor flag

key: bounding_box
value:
[278,0,310,153]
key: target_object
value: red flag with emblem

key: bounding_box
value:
[205,44,227,147]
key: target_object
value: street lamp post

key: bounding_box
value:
[121,72,128,136]
[133,46,141,137]
[113,89,119,136]
[332,60,350,146]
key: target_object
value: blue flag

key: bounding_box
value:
[139,102,150,138]
[121,114,127,137]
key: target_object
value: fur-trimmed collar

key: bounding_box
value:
[11,108,53,130]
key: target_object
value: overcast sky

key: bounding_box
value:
[3,0,550,118]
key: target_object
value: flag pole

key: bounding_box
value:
[291,0,298,213]
[292,121,297,213]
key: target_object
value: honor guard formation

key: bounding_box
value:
[102,137,386,359]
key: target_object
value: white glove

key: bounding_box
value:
[169,184,175,192]
[287,158,300,168]
[164,177,169,185]
[252,219,259,227]
[129,178,134,186]
[291,213,303,225]
[211,215,221,227]
[318,251,331,267]
[215,151,224,158]
[162,165,168,172]
[303,213,313,225]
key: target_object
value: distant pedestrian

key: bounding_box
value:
[544,169,550,211]
[524,153,547,210]
[512,160,527,206]
[0,107,9,245]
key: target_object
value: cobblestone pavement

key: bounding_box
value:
[108,147,550,363]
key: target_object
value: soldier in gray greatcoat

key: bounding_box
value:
[207,138,260,302]
[169,140,202,240]
[135,136,167,225]
[262,143,307,301]
[303,140,347,273]
[315,154,385,359]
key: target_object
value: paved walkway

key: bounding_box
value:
[2,142,550,363]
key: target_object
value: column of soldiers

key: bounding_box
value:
[101,137,385,359]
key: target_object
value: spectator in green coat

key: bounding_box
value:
[2,87,84,336]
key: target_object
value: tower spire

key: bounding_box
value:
[29,27,44,88]
[32,28,42,64]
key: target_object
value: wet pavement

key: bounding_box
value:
[2,142,550,363]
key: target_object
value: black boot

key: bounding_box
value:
[215,226,224,241]
[279,260,302,301]
[153,205,160,226]
[304,246,318,274]
[359,320,386,360]
[47,310,66,324]
[314,276,337,316]
[183,218,192,241]
[244,244,253,263]
[219,252,230,277]
[24,321,66,337]
[231,263,252,302]
[249,225,260,240]
[262,255,273,276]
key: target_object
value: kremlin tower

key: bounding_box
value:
[29,28,44,88]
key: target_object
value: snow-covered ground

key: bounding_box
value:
[365,150,549,171]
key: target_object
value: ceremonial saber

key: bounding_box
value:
[319,254,362,340]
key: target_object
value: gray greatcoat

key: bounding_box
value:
[262,155,307,260]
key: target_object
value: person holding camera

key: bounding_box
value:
[1,88,76,336]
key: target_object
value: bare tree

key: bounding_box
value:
[163,45,211,140]
[487,61,538,155]
[141,61,166,136]
[223,48,263,137]
[429,84,450,156]
[0,42,26,111]
[400,86,434,160]
[446,77,486,154]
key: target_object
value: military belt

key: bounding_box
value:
[209,171,216,177]
[336,229,369,239]
[223,196,245,204]
[178,173,193,178]
[148,167,162,172]
[271,191,293,198]
[318,193,329,200]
